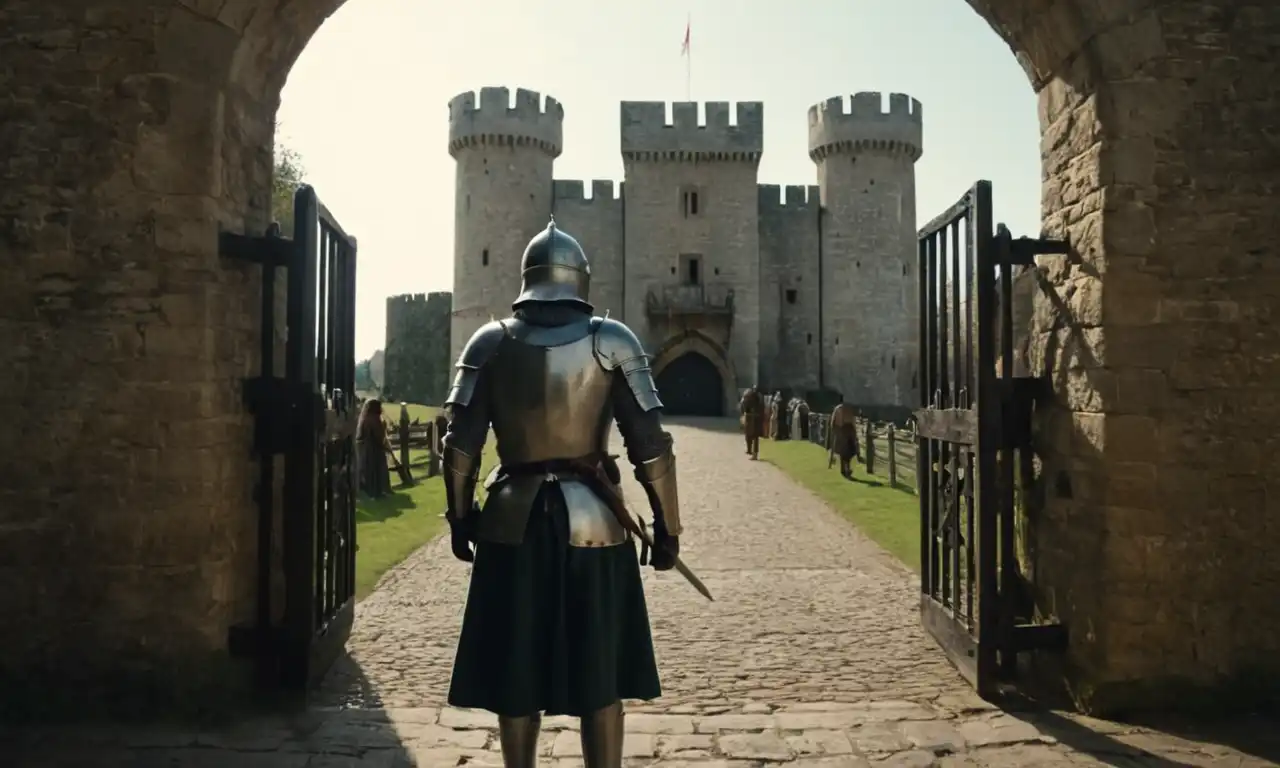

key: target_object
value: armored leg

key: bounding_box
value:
[579,700,624,768]
[498,713,542,768]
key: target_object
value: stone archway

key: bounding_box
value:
[651,331,739,418]
[655,353,725,417]
[4,0,1279,718]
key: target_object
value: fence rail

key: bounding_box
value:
[803,411,919,492]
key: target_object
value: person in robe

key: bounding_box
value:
[356,398,392,497]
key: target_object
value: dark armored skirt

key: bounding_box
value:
[447,483,662,717]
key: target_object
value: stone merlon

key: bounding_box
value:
[553,179,623,202]
[807,92,923,162]
[620,101,764,159]
[448,86,564,158]
[759,184,820,209]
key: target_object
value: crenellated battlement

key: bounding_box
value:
[807,92,923,162]
[448,86,564,158]
[759,184,820,209]
[553,179,623,202]
[620,101,763,162]
[387,291,452,308]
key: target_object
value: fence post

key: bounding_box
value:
[398,403,411,481]
[864,420,876,475]
[887,425,897,487]
[427,420,441,478]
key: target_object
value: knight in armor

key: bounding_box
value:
[441,219,682,768]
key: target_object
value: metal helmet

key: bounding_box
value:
[512,217,592,310]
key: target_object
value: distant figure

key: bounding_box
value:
[357,398,393,497]
[773,391,791,440]
[791,399,810,440]
[739,387,764,460]
[827,403,859,479]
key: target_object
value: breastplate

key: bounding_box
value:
[487,330,614,465]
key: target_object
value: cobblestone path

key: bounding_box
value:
[9,420,1279,766]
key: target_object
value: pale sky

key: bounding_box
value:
[277,0,1040,360]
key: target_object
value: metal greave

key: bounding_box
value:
[580,700,625,768]
[498,713,542,768]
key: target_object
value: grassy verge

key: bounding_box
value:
[759,438,921,571]
[355,403,499,599]
[355,481,447,599]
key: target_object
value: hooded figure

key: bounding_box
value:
[441,219,683,768]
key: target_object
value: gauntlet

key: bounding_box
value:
[633,433,682,537]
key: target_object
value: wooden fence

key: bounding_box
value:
[381,408,445,485]
[802,412,919,492]
[378,402,918,493]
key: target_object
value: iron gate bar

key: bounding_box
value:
[280,185,359,690]
[915,180,997,694]
[917,181,1072,700]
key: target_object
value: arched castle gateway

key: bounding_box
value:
[448,88,923,415]
[3,0,1279,723]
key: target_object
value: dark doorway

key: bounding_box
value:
[655,352,723,416]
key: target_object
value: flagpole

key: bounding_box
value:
[686,14,691,101]
[682,14,692,102]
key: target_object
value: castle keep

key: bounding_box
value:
[449,86,922,414]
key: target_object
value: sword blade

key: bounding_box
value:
[633,520,714,602]
[673,556,715,601]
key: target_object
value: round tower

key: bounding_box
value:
[449,86,563,361]
[808,92,923,409]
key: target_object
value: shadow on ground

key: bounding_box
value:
[357,488,416,523]
[7,655,419,767]
[1004,706,1280,767]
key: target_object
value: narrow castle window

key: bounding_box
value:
[680,187,701,218]
[482,249,489,266]
[785,289,797,305]
[807,333,813,344]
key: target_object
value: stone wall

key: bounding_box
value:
[384,292,452,406]
[551,180,624,316]
[620,102,763,392]
[758,184,821,393]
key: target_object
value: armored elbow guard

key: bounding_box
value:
[634,435,682,536]
[443,444,481,522]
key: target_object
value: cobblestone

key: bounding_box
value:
[6,421,1279,766]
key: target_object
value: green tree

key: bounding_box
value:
[273,133,306,232]
[355,358,375,393]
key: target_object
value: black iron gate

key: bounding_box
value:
[915,180,1067,697]
[222,184,359,690]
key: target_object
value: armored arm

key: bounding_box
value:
[596,319,682,537]
[442,322,504,524]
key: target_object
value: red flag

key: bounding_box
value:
[681,20,690,55]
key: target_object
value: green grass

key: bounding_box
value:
[759,439,922,571]
[355,481,447,599]
[354,402,499,599]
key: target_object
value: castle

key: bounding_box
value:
[443,86,923,415]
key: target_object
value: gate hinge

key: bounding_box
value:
[1001,227,1070,267]
[219,227,294,268]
